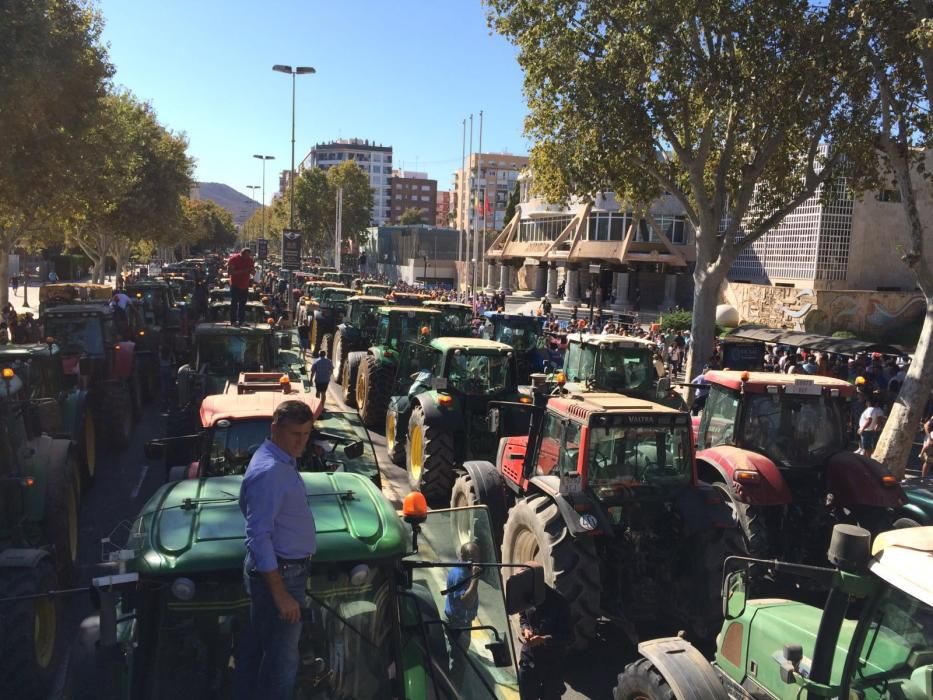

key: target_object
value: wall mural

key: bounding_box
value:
[723,283,924,335]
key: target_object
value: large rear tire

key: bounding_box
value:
[332,331,347,383]
[614,659,676,700]
[356,354,391,429]
[450,462,509,547]
[407,404,456,508]
[501,494,601,650]
[342,352,364,407]
[321,333,334,359]
[80,409,97,487]
[45,452,80,582]
[0,559,63,699]
[386,404,406,467]
[712,482,768,558]
[310,318,323,355]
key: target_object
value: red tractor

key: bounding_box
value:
[694,370,906,565]
[452,389,739,650]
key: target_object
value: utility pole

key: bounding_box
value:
[253,155,275,238]
[474,110,483,290]
[335,187,343,272]
[468,114,475,293]
[459,118,466,291]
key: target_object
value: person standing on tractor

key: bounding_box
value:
[518,585,571,700]
[236,400,316,700]
[228,247,255,327]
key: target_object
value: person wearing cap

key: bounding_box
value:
[228,247,255,327]
[236,400,316,700]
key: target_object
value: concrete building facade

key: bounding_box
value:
[389,170,437,224]
[363,225,460,287]
[436,190,451,227]
[301,138,393,225]
[453,153,528,233]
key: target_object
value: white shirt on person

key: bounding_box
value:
[859,407,884,432]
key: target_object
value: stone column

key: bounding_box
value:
[546,264,559,300]
[563,265,581,305]
[498,263,513,294]
[534,262,548,298]
[611,271,630,311]
[662,273,677,310]
[485,263,497,292]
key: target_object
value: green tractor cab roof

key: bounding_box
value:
[351,295,388,305]
[0,343,59,360]
[430,337,513,353]
[379,305,440,316]
[43,303,112,317]
[194,322,274,336]
[565,332,657,349]
[132,471,406,576]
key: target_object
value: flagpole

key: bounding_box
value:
[468,113,476,295]
[459,118,467,292]
[474,109,483,292]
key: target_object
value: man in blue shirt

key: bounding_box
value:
[310,350,333,399]
[235,400,316,700]
[444,542,481,678]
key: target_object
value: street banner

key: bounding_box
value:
[282,230,302,270]
[256,237,268,261]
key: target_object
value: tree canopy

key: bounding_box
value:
[398,207,425,225]
[487,0,877,377]
[292,162,374,257]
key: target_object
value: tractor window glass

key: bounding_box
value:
[586,425,691,492]
[376,315,389,344]
[197,335,268,374]
[535,413,563,476]
[700,387,739,448]
[564,341,583,381]
[560,421,581,475]
[44,316,105,356]
[740,393,846,468]
[847,585,933,699]
[445,352,510,396]
[594,347,655,397]
[570,343,598,383]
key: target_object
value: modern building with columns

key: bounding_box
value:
[486,184,697,312]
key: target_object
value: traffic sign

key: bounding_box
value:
[282,230,302,270]
[256,237,268,261]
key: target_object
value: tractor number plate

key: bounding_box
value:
[785,381,822,396]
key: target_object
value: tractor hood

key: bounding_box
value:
[129,471,408,577]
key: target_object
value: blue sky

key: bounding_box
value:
[97,0,530,203]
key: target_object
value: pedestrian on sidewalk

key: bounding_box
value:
[310,350,333,400]
[11,275,19,296]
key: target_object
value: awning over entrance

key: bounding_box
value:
[728,325,906,356]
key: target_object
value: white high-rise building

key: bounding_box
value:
[301,138,393,225]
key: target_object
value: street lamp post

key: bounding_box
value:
[252,155,275,239]
[245,185,260,244]
[272,64,315,230]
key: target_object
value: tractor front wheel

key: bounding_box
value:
[712,482,769,558]
[450,462,509,547]
[332,331,347,382]
[386,405,406,467]
[407,404,456,508]
[501,494,601,650]
[613,659,676,700]
[356,355,390,428]
[342,352,364,407]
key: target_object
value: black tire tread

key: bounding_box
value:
[342,352,364,407]
[410,405,457,508]
[44,452,80,582]
[501,494,601,650]
[614,658,676,700]
[332,331,346,384]
[386,405,406,467]
[358,355,390,428]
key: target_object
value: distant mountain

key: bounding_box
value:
[193,182,260,228]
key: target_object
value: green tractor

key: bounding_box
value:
[347,306,441,420]
[385,337,525,508]
[331,295,388,385]
[0,365,82,699]
[615,524,933,700]
[308,286,356,356]
[69,474,543,699]
[0,342,98,485]
[424,300,475,336]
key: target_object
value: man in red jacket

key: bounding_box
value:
[228,248,255,326]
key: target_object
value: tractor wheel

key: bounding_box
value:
[310,319,322,355]
[614,659,676,700]
[342,352,364,408]
[80,408,98,487]
[407,404,456,508]
[356,354,390,429]
[712,482,769,558]
[332,331,347,383]
[386,404,406,467]
[501,494,601,650]
[322,333,334,358]
[0,559,63,698]
[100,385,134,450]
[450,462,509,547]
[44,452,81,582]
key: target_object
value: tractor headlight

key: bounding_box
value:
[171,577,196,601]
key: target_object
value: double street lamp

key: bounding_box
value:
[252,155,275,239]
[272,64,315,230]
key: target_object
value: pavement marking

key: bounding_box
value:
[130,463,149,500]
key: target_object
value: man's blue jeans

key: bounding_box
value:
[234,554,308,700]
[230,286,248,325]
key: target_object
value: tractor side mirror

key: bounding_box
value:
[505,561,546,615]
[722,569,747,620]
[486,638,512,668]
[487,407,500,434]
[343,440,365,460]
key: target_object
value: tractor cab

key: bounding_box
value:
[373,306,443,349]
[206,300,268,324]
[425,301,474,337]
[389,291,430,306]
[360,282,390,297]
[37,283,112,316]
[43,305,123,371]
[719,336,766,371]
[0,343,65,401]
[124,280,178,328]
[480,312,546,381]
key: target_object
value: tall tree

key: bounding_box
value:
[398,207,425,225]
[854,0,933,477]
[183,198,238,252]
[292,162,373,258]
[488,0,875,378]
[0,0,111,305]
[503,182,520,224]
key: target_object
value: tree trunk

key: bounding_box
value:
[0,248,9,309]
[873,297,933,478]
[112,239,131,289]
[685,263,726,381]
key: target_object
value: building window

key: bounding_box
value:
[420,195,430,202]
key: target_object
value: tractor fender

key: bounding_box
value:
[896,502,931,526]
[389,395,413,436]
[407,370,433,399]
[368,346,388,365]
[528,476,615,539]
[22,436,71,519]
[826,452,907,509]
[460,460,511,524]
[634,637,730,700]
[60,389,89,443]
[338,324,359,341]
[412,393,452,432]
[673,482,735,536]
[696,446,792,506]
[112,339,136,379]
[0,548,51,569]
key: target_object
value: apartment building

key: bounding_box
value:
[389,170,437,224]
[301,138,393,225]
[453,153,528,232]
